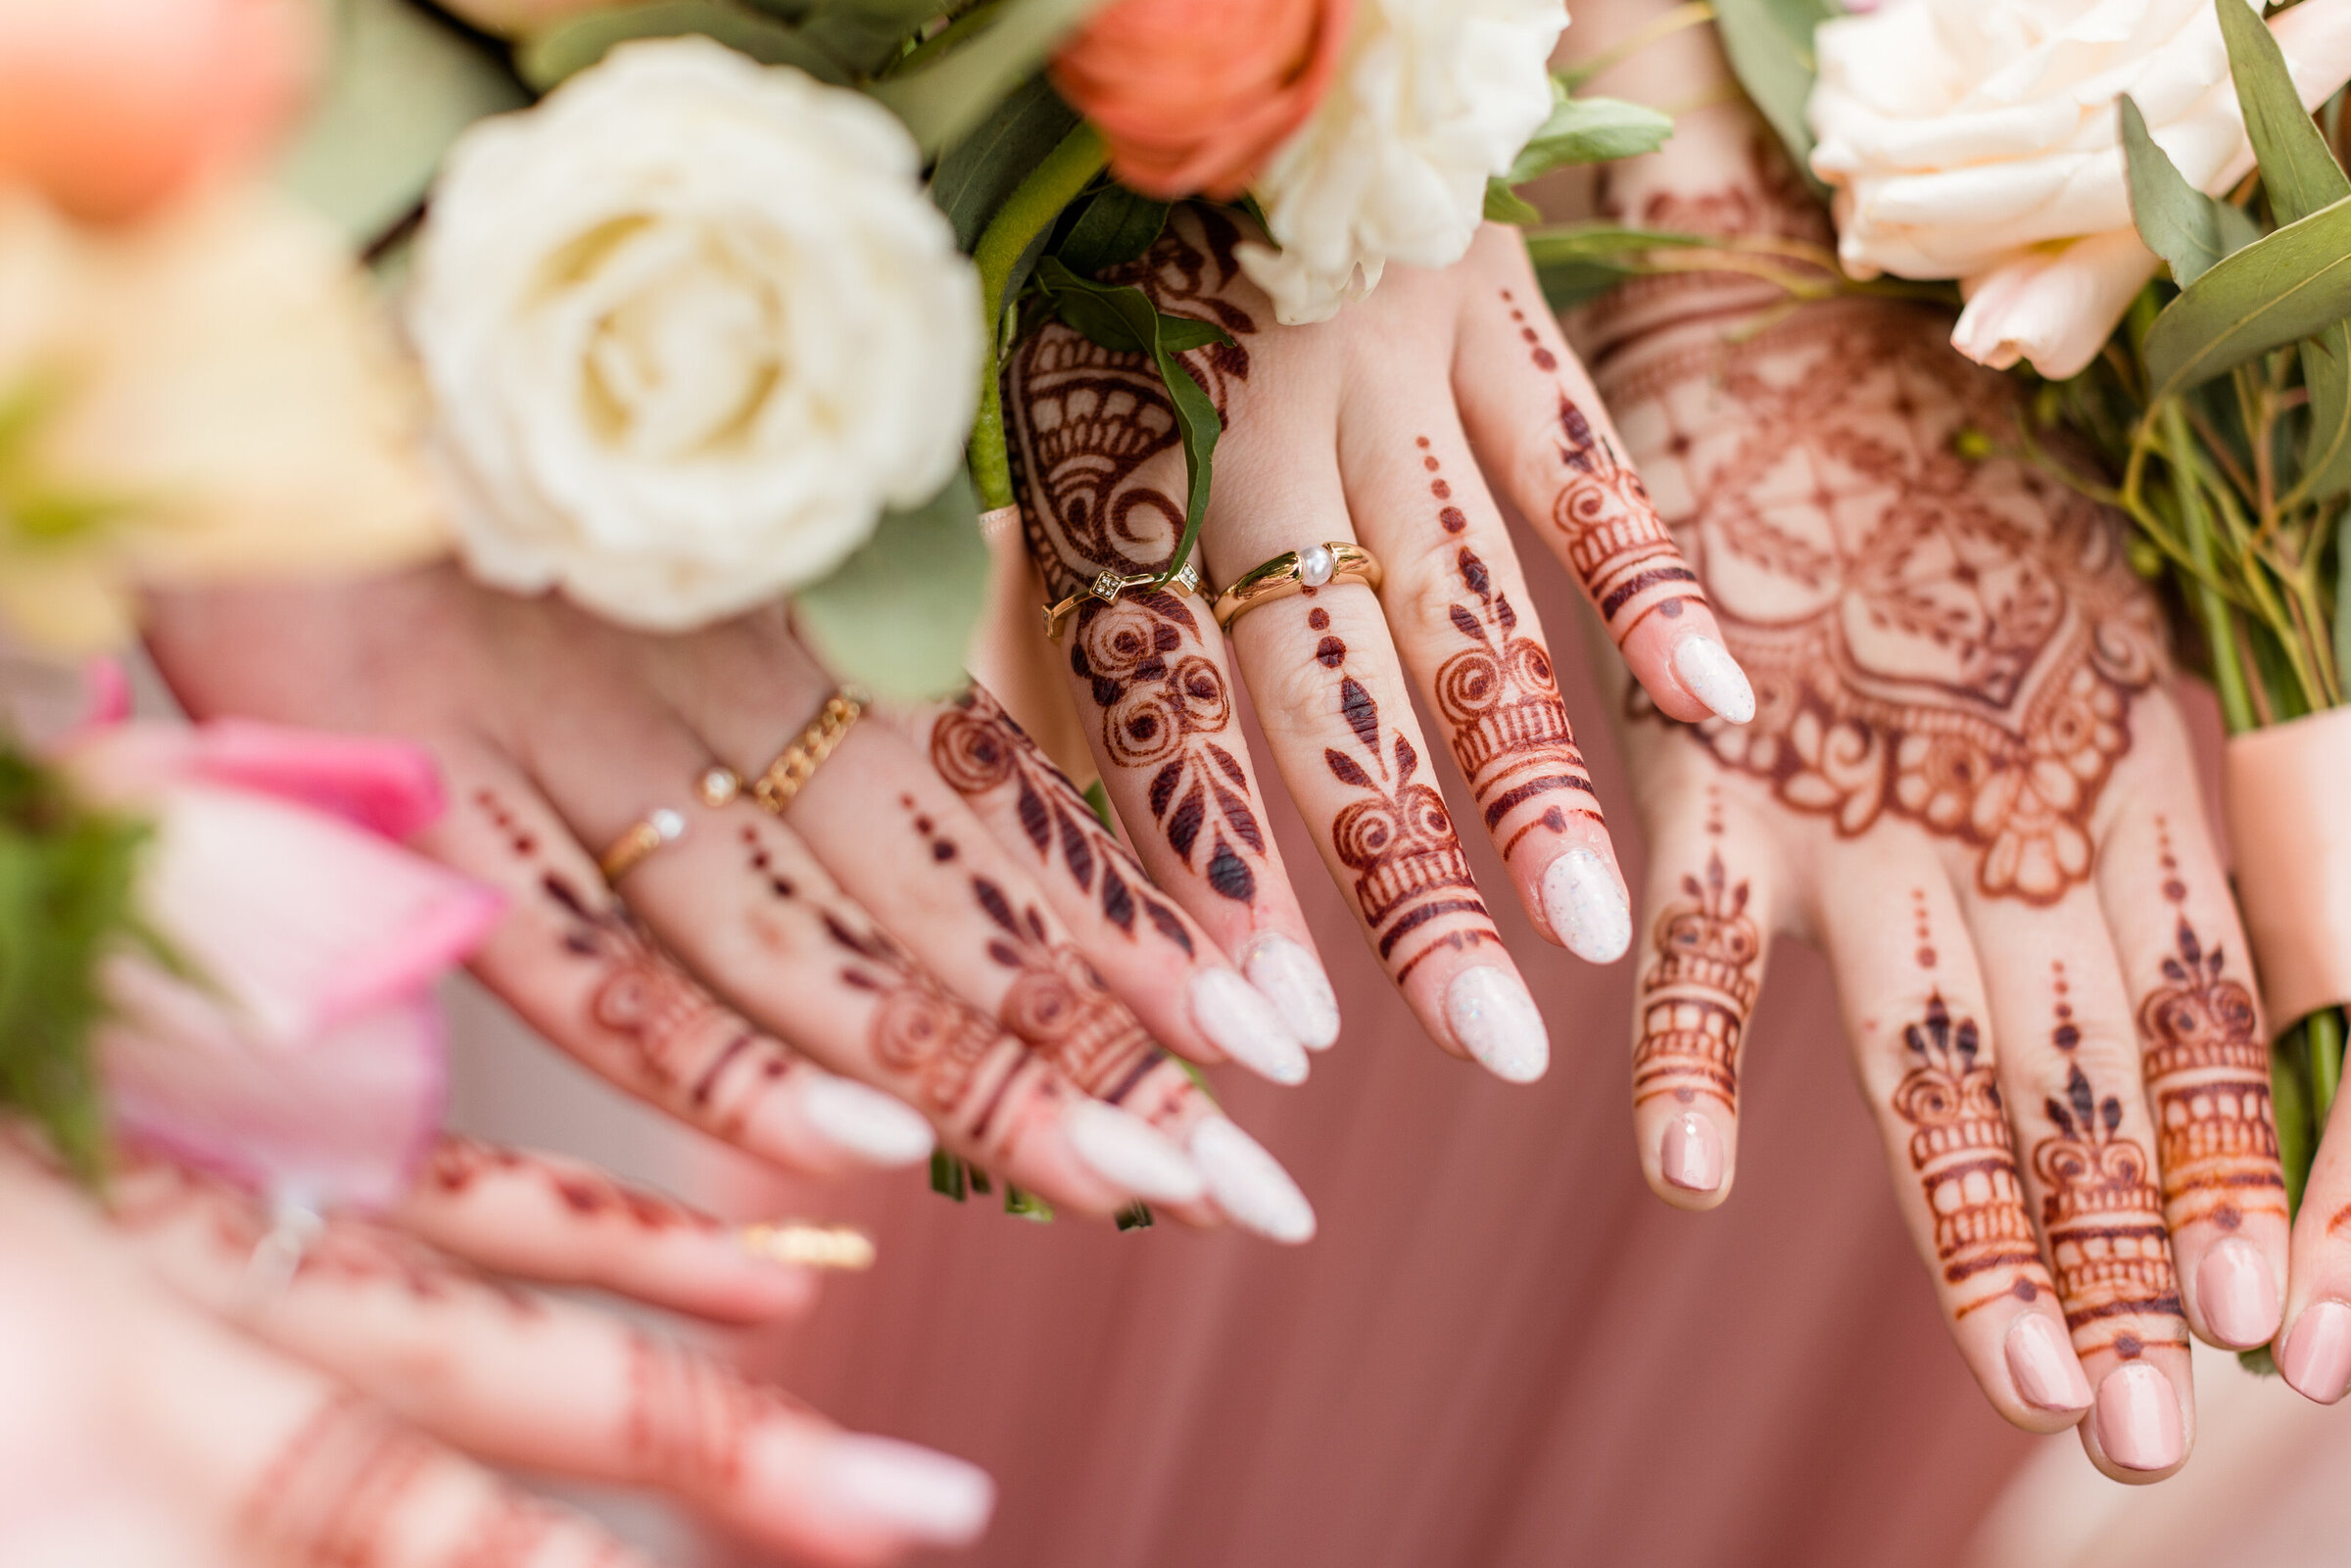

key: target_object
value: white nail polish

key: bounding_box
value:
[1062,1100,1204,1204]
[817,1435,996,1545]
[1672,635,1756,725]
[1189,969,1310,1085]
[793,1073,936,1166]
[1445,967,1549,1083]
[1189,1116,1317,1244]
[1242,933,1341,1050]
[1541,848,1631,962]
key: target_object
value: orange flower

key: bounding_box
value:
[1053,0,1356,201]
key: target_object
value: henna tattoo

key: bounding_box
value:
[2135,821,2284,1229]
[2031,966,2184,1346]
[242,1393,443,1565]
[1632,833,1757,1112]
[623,1329,802,1491]
[931,688,1194,954]
[818,905,1010,1132]
[1606,305,2163,904]
[421,1136,723,1235]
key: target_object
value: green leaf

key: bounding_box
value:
[792,470,990,701]
[2119,93,2261,287]
[1507,91,1674,183]
[1056,185,1170,277]
[1031,257,1231,586]
[2142,192,2351,399]
[797,0,948,75]
[2216,0,2348,226]
[1711,0,1837,198]
[1484,176,1546,226]
[931,73,1080,252]
[274,0,526,248]
[867,0,1107,155]
[1522,222,1714,309]
[2297,326,2351,499]
[516,0,848,91]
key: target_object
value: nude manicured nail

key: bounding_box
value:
[2195,1237,2280,1349]
[1541,848,1631,963]
[1062,1101,1203,1205]
[793,1074,936,1166]
[1445,966,1549,1083]
[1189,968,1309,1085]
[816,1436,995,1545]
[1658,1111,1722,1193]
[2280,1300,2351,1404]
[1189,1116,1316,1244]
[2003,1313,2091,1412]
[1672,635,1756,725]
[2092,1362,2184,1472]
[1243,933,1341,1050]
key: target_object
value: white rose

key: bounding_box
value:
[1808,0,2351,378]
[408,36,983,632]
[1239,0,1567,326]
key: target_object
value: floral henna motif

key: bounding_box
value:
[1632,826,1758,1112]
[930,687,1195,954]
[1606,304,2163,903]
[2135,821,2285,1231]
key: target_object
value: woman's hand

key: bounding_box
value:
[144,571,1316,1242]
[1007,207,1753,1083]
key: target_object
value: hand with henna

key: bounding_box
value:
[1007,206,1755,1084]
[143,570,1317,1244]
[1559,7,2288,1483]
[0,1128,993,1565]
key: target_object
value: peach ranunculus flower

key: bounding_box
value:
[1807,0,2351,380]
[0,0,316,223]
[1052,0,1359,201]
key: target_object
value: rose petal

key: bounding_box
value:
[1951,228,2159,378]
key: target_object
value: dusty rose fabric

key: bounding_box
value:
[718,534,2036,1568]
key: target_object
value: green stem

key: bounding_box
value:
[2163,403,2260,734]
[2314,1006,2344,1127]
[966,123,1107,511]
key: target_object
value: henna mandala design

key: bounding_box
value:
[2135,822,2284,1229]
[931,687,1194,953]
[1632,839,1758,1111]
[1890,986,2040,1307]
[1607,305,2163,903]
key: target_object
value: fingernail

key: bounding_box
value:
[2003,1312,2092,1412]
[1189,969,1310,1085]
[1062,1100,1203,1205]
[1188,1116,1316,1244]
[1243,933,1341,1050]
[816,1435,996,1546]
[1445,966,1549,1083]
[1540,847,1631,962]
[2280,1300,2351,1404]
[2092,1362,2184,1472]
[1672,635,1755,725]
[1658,1110,1722,1193]
[793,1074,936,1166]
[2195,1237,2280,1349]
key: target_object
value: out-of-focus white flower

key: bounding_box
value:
[408,36,983,632]
[1239,0,1566,325]
[1808,0,2351,378]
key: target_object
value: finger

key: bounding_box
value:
[1337,397,1631,964]
[1628,784,1773,1209]
[2282,1055,2351,1404]
[391,1135,820,1325]
[1451,225,1754,728]
[912,685,1312,1082]
[2095,774,2286,1354]
[1819,865,2088,1432]
[113,1161,994,1564]
[1963,883,2194,1481]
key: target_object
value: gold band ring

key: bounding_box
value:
[1211,542,1382,632]
[1042,558,1203,642]
[739,1221,877,1271]
[751,688,867,817]
[599,807,687,883]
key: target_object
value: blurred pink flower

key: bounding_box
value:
[65,720,502,1212]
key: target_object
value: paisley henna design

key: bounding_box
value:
[1606,304,2163,904]
[2135,820,2285,1232]
[2031,967,2185,1348]
[931,687,1194,954]
[1633,804,1758,1112]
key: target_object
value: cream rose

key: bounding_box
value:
[1239,0,1566,325]
[1808,0,2351,378]
[408,36,983,632]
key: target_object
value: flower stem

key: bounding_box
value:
[2163,403,2259,735]
[966,122,1108,511]
[2314,1006,2344,1127]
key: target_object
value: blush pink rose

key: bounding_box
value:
[1053,0,1358,201]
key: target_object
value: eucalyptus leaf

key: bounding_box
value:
[868,0,1106,155]
[274,0,525,248]
[931,73,1080,251]
[1057,185,1170,277]
[516,0,848,91]
[1711,0,1837,198]
[2119,94,2260,287]
[1507,92,1674,183]
[792,471,990,700]
[1484,176,1546,227]
[2296,327,2351,500]
[797,0,947,75]
[2143,193,2351,399]
[1522,223,1715,262]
